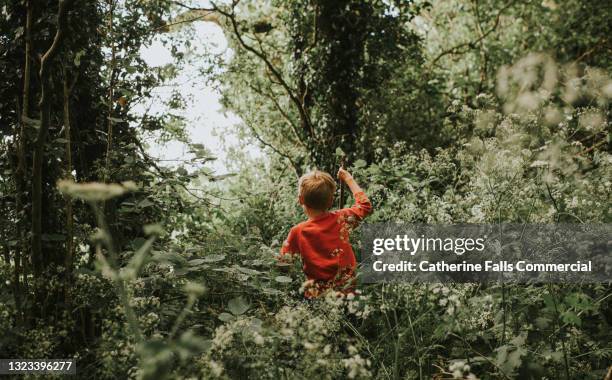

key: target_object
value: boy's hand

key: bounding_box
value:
[338,167,364,195]
[337,167,353,183]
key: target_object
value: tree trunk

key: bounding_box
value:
[307,0,370,172]
[62,69,75,307]
[32,0,74,275]
[12,0,34,325]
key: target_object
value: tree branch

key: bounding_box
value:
[246,83,307,148]
[104,0,116,182]
[430,0,516,66]
[472,0,489,92]
[212,2,315,141]
[244,119,302,177]
[157,9,220,32]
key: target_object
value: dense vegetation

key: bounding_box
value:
[0,0,610,378]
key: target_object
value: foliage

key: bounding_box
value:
[0,1,610,379]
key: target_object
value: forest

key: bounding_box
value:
[0,0,610,378]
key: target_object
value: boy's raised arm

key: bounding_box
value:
[338,168,363,195]
[337,168,372,219]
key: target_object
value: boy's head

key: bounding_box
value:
[298,170,336,211]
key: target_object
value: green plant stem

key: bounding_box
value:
[91,202,143,342]
[169,295,196,340]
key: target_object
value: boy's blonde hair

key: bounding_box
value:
[298,170,336,210]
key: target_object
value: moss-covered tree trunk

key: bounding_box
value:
[291,0,371,174]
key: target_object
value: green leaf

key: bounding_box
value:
[212,267,233,273]
[262,287,282,295]
[542,293,556,312]
[353,159,367,168]
[510,333,527,347]
[565,293,594,311]
[561,310,581,326]
[534,317,551,329]
[496,344,524,376]
[74,50,85,66]
[496,345,509,368]
[274,276,292,283]
[236,266,261,275]
[190,143,205,151]
[138,198,154,208]
[218,312,235,322]
[550,351,564,363]
[203,254,226,263]
[130,237,147,250]
[227,296,250,316]
[505,347,525,374]
[151,252,188,266]
[173,268,191,276]
[189,259,207,266]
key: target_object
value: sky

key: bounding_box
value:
[137,17,261,175]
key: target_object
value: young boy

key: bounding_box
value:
[279,168,372,298]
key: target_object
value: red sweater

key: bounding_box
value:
[280,191,372,297]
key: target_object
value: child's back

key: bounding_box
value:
[280,169,372,298]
